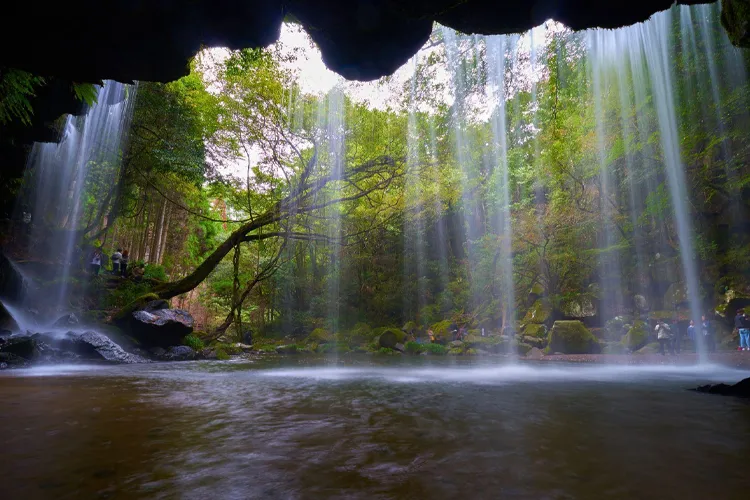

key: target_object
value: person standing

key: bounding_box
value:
[701,315,715,353]
[735,309,749,351]
[111,248,122,274]
[655,319,673,355]
[686,320,696,351]
[90,249,102,276]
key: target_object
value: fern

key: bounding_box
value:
[72,83,99,106]
[0,68,45,125]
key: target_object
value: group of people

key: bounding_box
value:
[89,247,130,277]
[654,315,715,355]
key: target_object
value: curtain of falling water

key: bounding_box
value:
[325,88,346,335]
[486,35,517,335]
[405,57,428,322]
[19,81,135,314]
[589,32,625,320]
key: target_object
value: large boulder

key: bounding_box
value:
[522,323,548,338]
[35,331,147,363]
[663,282,689,310]
[546,321,601,354]
[0,335,40,360]
[128,309,194,348]
[378,328,406,349]
[559,294,597,319]
[621,320,649,351]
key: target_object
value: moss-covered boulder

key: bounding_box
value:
[523,299,552,324]
[522,323,548,338]
[622,320,649,351]
[559,294,597,319]
[516,342,533,356]
[546,321,601,354]
[306,328,332,344]
[378,328,406,349]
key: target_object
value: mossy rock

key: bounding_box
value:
[522,299,552,324]
[546,320,601,354]
[378,328,406,349]
[350,322,374,340]
[464,348,479,356]
[622,320,649,351]
[522,323,548,338]
[110,293,159,324]
[463,335,501,348]
[521,335,546,349]
[448,348,463,356]
[516,342,533,356]
[306,328,332,344]
[559,294,597,319]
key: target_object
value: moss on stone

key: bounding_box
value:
[306,328,332,344]
[546,320,601,354]
[516,342,533,356]
[522,323,548,338]
[110,293,159,324]
[622,320,649,351]
[522,298,553,324]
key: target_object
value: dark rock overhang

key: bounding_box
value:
[1,1,741,84]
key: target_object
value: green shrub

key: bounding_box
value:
[183,334,204,351]
[215,348,230,360]
[405,341,424,354]
[258,344,277,353]
[143,264,168,281]
[430,320,453,341]
[377,347,395,355]
[423,343,448,355]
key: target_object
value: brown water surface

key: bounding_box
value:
[1,359,749,499]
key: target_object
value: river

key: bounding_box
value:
[1,358,749,499]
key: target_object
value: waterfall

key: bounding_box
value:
[486,35,517,335]
[10,81,135,323]
[324,87,346,335]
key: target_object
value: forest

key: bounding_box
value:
[3,3,750,356]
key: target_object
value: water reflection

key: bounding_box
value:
[1,361,749,499]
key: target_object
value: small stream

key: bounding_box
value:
[1,358,749,499]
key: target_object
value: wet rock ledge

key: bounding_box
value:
[692,377,750,398]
